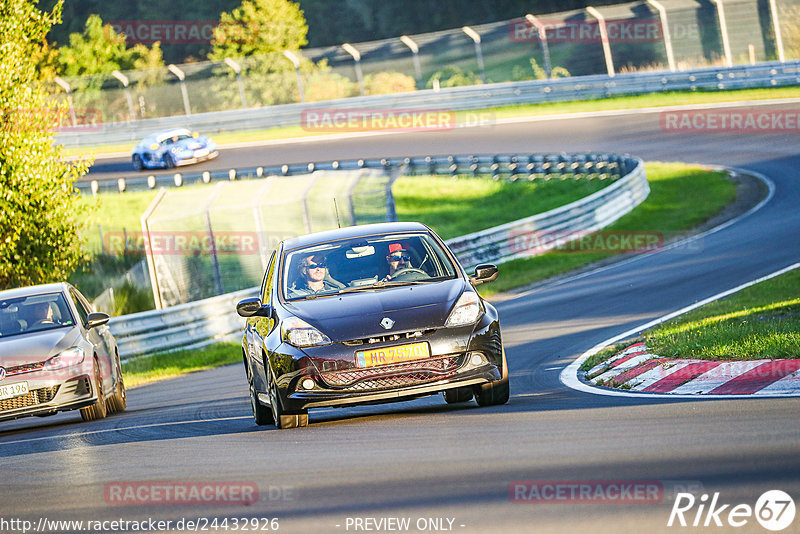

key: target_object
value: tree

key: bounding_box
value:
[210,0,308,63]
[57,14,164,77]
[0,0,91,289]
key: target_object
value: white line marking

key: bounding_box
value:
[560,261,800,399]
[0,415,251,446]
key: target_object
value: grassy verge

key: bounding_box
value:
[581,267,800,371]
[122,342,241,388]
[480,162,737,296]
[62,86,800,158]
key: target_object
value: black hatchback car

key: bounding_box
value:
[237,222,508,429]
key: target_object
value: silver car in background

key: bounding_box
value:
[0,283,126,423]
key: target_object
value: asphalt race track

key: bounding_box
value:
[3,102,799,534]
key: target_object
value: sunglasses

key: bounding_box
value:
[388,254,410,262]
[306,262,327,269]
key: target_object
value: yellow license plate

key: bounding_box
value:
[355,342,430,368]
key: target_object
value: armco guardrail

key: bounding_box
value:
[108,153,646,360]
[78,153,635,193]
[58,60,800,148]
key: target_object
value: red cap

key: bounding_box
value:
[388,243,406,254]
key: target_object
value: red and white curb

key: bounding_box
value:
[585,342,800,395]
[560,254,800,399]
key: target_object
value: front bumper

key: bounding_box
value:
[0,363,99,422]
[175,150,219,167]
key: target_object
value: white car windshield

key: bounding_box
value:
[282,233,458,301]
[0,293,75,337]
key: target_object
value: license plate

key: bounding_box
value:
[355,342,430,368]
[0,381,29,401]
[194,148,209,157]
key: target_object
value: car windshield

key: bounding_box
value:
[282,232,458,301]
[0,292,75,338]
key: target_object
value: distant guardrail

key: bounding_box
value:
[108,152,646,360]
[58,60,800,149]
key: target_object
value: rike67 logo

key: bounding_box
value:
[668,490,796,531]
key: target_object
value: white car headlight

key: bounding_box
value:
[281,317,331,347]
[43,346,85,371]
[445,291,482,327]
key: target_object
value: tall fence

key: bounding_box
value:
[51,0,800,129]
[107,152,645,360]
[138,169,394,308]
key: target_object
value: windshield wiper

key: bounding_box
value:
[338,279,429,294]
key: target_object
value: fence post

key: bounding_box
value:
[204,183,226,296]
[342,43,365,96]
[768,0,786,62]
[710,0,734,68]
[141,188,168,310]
[525,14,552,78]
[645,0,676,72]
[167,64,192,116]
[586,7,615,77]
[462,27,486,83]
[400,35,423,86]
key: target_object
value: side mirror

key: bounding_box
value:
[87,312,110,328]
[470,264,498,285]
[236,297,271,318]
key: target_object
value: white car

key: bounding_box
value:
[131,128,218,170]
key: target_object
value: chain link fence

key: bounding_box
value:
[138,169,394,308]
[51,0,800,128]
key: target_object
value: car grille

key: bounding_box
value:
[6,362,45,375]
[341,329,436,347]
[0,385,60,412]
[318,355,463,391]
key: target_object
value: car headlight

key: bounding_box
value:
[43,346,85,371]
[281,316,331,347]
[445,291,482,327]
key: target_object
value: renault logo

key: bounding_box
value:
[0,367,5,382]
[380,317,394,330]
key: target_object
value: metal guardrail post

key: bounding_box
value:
[768,0,786,63]
[283,51,306,103]
[525,14,552,78]
[224,58,247,109]
[167,64,192,116]
[646,0,676,72]
[462,26,486,84]
[400,35,423,86]
[342,44,365,97]
[111,70,137,122]
[141,188,168,310]
[586,7,615,77]
[711,0,734,68]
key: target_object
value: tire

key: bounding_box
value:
[443,386,474,404]
[80,361,108,422]
[268,371,308,429]
[164,154,175,169]
[250,380,274,426]
[475,347,510,407]
[132,154,143,171]
[108,364,127,414]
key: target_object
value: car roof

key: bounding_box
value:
[282,222,433,251]
[142,128,193,144]
[0,282,71,300]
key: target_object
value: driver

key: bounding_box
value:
[384,243,412,281]
[25,301,54,330]
[289,253,343,296]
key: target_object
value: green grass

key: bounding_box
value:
[479,162,737,296]
[643,268,800,361]
[122,342,241,388]
[62,86,800,157]
[393,175,608,240]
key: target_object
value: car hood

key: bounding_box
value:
[0,326,81,367]
[283,279,466,342]
[175,138,208,150]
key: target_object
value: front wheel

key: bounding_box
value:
[475,348,510,406]
[164,154,175,169]
[132,154,143,171]
[80,362,108,421]
[250,377,274,426]
[269,372,307,429]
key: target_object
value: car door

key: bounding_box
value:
[69,289,114,393]
[247,249,277,391]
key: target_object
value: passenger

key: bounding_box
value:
[289,254,343,296]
